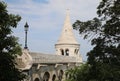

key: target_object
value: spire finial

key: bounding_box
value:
[65,9,70,24]
[66,9,70,15]
[67,9,69,11]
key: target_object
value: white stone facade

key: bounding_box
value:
[16,10,82,81]
[55,10,82,63]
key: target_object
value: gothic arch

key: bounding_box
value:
[43,72,50,81]
[65,49,69,56]
[58,70,64,81]
[76,49,79,54]
[34,78,40,81]
[52,74,56,81]
[74,49,77,54]
[74,48,79,54]
[60,49,64,55]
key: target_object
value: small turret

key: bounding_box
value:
[55,10,82,62]
[56,9,79,45]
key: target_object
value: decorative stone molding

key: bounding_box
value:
[16,49,33,70]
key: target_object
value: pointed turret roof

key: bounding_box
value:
[56,10,79,45]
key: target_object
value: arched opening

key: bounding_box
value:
[76,49,79,54]
[65,49,69,56]
[74,49,79,54]
[34,78,39,81]
[43,72,50,81]
[58,70,64,81]
[60,49,64,55]
[74,49,77,54]
[52,74,56,81]
[65,72,69,80]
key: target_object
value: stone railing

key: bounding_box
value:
[29,52,77,64]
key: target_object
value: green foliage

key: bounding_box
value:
[65,64,90,81]
[73,0,120,81]
[0,1,25,81]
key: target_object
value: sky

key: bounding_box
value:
[3,0,100,61]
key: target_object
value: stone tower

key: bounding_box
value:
[55,10,82,61]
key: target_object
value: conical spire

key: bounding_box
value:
[56,10,79,44]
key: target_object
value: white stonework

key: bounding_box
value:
[56,10,78,45]
[16,10,83,81]
[16,49,32,70]
[55,10,82,63]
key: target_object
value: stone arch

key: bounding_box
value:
[65,49,69,56]
[34,78,40,81]
[58,70,64,81]
[74,48,79,54]
[74,49,77,54]
[33,74,40,81]
[76,49,79,54]
[60,49,64,55]
[52,74,56,81]
[43,72,50,81]
[65,72,69,80]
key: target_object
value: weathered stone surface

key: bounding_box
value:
[30,52,80,63]
[56,10,79,45]
[16,49,32,70]
[17,10,83,81]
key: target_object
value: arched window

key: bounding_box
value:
[74,49,79,54]
[65,49,69,56]
[58,70,64,81]
[74,49,77,54]
[52,74,56,81]
[60,49,64,55]
[76,49,79,54]
[34,78,39,81]
[43,72,50,81]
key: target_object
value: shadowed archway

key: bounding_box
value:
[58,70,64,81]
[34,78,40,81]
[43,72,50,81]
[52,74,56,81]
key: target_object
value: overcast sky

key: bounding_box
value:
[3,0,100,61]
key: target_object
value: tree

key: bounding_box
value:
[73,0,120,81]
[65,64,90,81]
[0,1,25,81]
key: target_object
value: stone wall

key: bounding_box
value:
[30,52,77,63]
